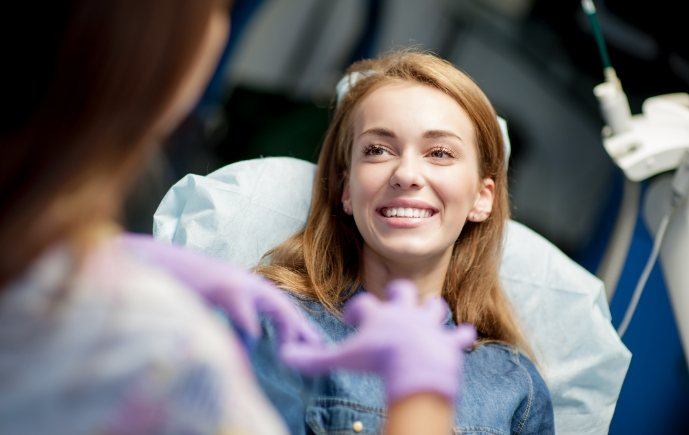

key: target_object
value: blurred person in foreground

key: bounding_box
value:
[0,2,474,434]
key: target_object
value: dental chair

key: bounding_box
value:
[153,156,631,435]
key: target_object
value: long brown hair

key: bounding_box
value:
[0,0,226,287]
[258,50,528,350]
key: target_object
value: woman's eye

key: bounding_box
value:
[429,147,454,159]
[364,144,388,156]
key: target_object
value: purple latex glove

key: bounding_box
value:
[281,279,476,403]
[118,233,321,346]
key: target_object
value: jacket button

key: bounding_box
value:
[352,420,364,432]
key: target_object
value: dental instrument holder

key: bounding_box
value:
[595,73,689,181]
[594,73,689,364]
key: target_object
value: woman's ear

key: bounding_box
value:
[468,178,494,222]
[341,173,353,215]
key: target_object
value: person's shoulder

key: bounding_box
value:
[85,242,220,324]
[472,343,554,433]
[468,342,538,373]
[466,342,525,370]
[474,343,550,391]
[96,250,289,433]
[464,342,528,391]
[1,244,287,434]
[74,242,246,369]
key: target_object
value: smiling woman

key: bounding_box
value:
[344,82,495,299]
[255,50,555,434]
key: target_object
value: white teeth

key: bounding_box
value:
[383,207,433,218]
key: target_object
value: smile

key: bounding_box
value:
[379,207,435,218]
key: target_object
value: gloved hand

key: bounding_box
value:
[281,280,476,403]
[118,233,322,347]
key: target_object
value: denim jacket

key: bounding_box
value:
[249,294,555,435]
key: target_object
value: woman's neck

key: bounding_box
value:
[360,246,452,300]
[71,221,121,253]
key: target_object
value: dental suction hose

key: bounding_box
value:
[617,151,689,338]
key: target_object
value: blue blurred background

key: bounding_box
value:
[123,1,689,432]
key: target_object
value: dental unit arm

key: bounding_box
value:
[595,85,689,182]
[583,0,689,365]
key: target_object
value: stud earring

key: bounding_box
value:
[343,203,352,215]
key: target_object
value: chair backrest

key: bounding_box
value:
[153,156,631,435]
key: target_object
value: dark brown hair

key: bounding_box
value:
[0,0,226,286]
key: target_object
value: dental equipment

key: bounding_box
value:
[583,1,689,361]
[584,0,689,180]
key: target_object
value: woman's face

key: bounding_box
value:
[342,82,495,265]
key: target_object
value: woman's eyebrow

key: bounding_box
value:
[358,128,463,143]
[359,127,396,139]
[423,130,463,142]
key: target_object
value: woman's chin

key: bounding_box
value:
[374,243,448,265]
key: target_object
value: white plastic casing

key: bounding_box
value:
[594,80,632,136]
[601,93,689,181]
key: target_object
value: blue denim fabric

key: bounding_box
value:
[249,295,555,435]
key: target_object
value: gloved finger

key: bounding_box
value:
[384,279,417,305]
[289,315,323,345]
[222,267,260,292]
[422,296,450,324]
[273,309,323,346]
[342,293,380,326]
[452,323,477,350]
[253,291,322,345]
[244,273,277,292]
[118,232,153,253]
[280,337,374,374]
[254,296,298,343]
[221,293,261,339]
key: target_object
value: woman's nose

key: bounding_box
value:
[389,156,424,190]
